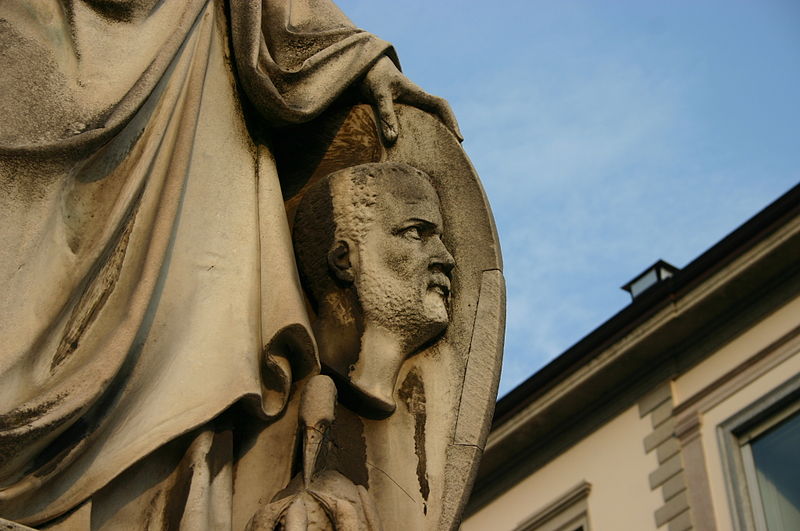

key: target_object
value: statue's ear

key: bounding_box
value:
[328,240,356,283]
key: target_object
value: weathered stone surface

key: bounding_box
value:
[0,518,36,531]
[275,104,504,530]
[0,2,502,529]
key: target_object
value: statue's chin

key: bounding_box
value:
[424,290,450,327]
[347,382,397,419]
[320,302,450,419]
[326,369,398,420]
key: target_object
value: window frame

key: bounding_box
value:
[513,481,592,531]
[717,373,800,531]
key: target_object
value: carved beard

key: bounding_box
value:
[354,252,449,352]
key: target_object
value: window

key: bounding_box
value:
[740,405,800,530]
[719,375,800,531]
[513,481,591,531]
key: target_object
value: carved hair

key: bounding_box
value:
[293,162,433,311]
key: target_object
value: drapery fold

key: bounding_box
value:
[230,0,395,125]
[0,0,390,526]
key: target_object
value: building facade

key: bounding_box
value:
[463,184,800,531]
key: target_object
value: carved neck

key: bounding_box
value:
[315,295,406,417]
[314,296,361,375]
[346,322,407,416]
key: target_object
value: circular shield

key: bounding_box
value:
[274,104,505,531]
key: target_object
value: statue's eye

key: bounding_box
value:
[402,227,422,241]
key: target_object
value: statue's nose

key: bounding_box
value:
[430,237,455,274]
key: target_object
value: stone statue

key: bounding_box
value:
[293,163,454,418]
[0,1,504,530]
[246,375,382,530]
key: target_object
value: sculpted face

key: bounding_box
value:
[355,173,454,348]
[293,163,455,417]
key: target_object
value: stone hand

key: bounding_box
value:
[361,56,463,145]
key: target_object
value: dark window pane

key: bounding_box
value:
[751,410,800,531]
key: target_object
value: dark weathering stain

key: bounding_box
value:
[398,368,429,511]
[329,404,369,487]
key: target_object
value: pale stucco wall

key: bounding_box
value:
[462,403,663,531]
[673,294,800,404]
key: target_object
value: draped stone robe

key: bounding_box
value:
[0,1,392,527]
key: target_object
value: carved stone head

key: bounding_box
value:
[293,162,454,417]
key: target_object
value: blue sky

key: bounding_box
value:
[337,0,800,396]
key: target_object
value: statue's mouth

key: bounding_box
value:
[428,275,451,298]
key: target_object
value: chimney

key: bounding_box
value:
[621,260,679,300]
